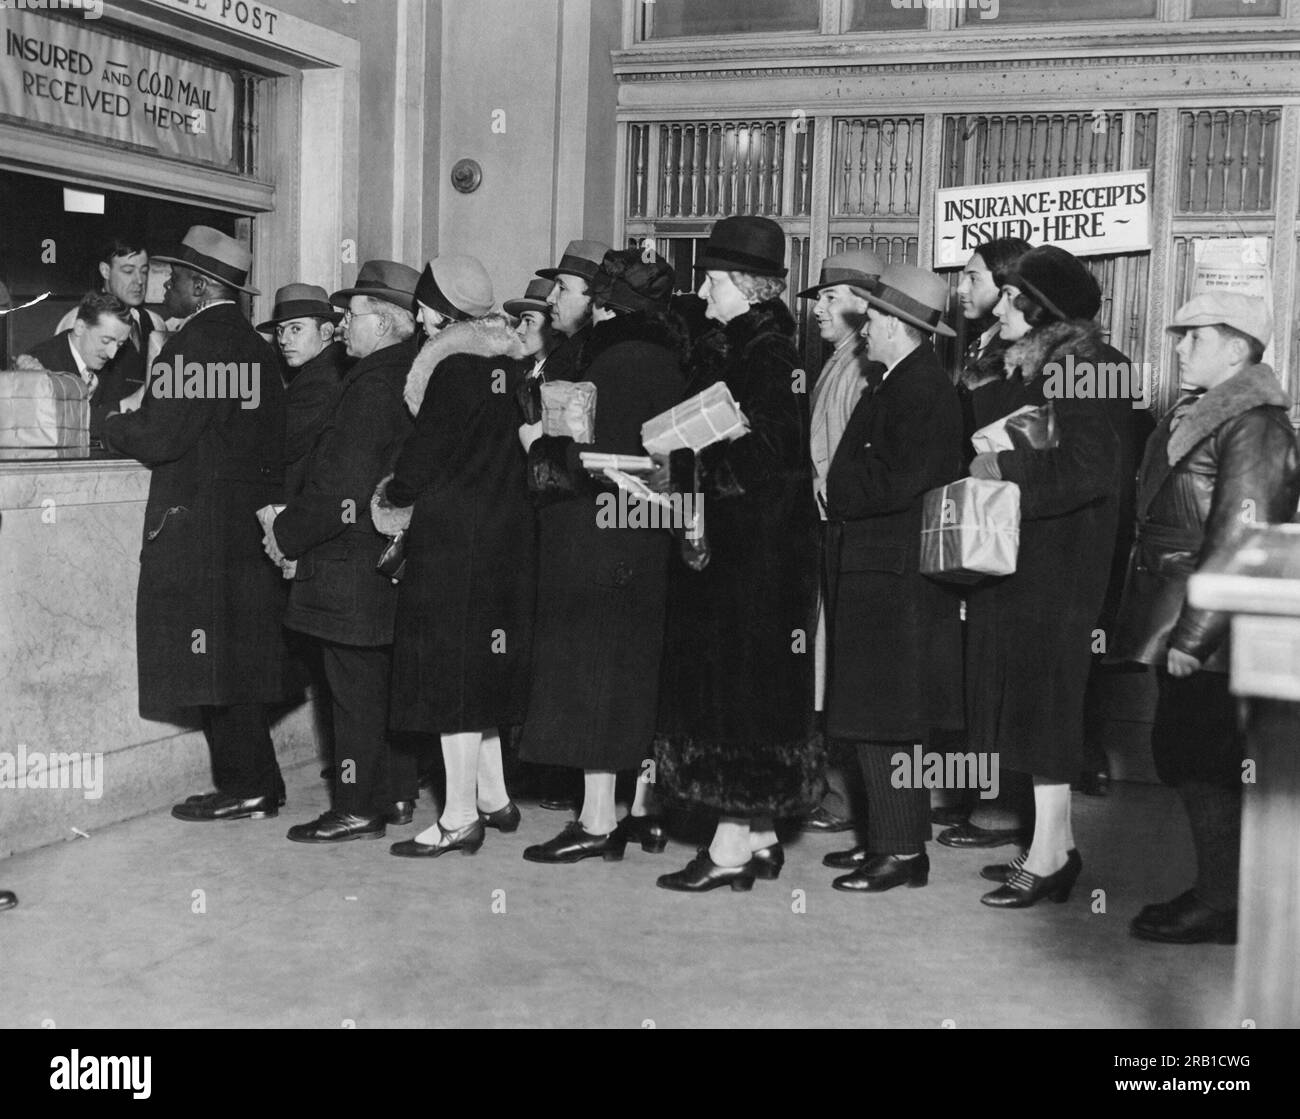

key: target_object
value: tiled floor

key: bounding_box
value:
[0,766,1236,1028]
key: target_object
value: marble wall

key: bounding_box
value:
[0,460,317,860]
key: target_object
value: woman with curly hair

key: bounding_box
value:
[650,216,821,893]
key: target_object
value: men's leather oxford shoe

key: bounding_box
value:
[386,800,416,826]
[799,806,854,834]
[0,889,16,911]
[391,818,486,858]
[1130,889,1237,945]
[523,821,626,863]
[539,795,578,812]
[931,805,969,827]
[287,811,386,844]
[823,844,869,870]
[937,821,1029,849]
[832,852,929,893]
[478,801,522,832]
[657,849,756,893]
[172,792,278,822]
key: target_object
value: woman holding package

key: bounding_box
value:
[964,245,1128,907]
[650,216,820,892]
[372,254,537,857]
[518,248,686,864]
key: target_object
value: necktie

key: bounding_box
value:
[129,312,142,353]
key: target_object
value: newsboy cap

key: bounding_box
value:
[1167,292,1273,350]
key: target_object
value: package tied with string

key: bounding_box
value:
[540,380,597,442]
[920,477,1020,583]
[641,381,748,454]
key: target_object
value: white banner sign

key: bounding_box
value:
[934,170,1151,267]
[0,8,236,165]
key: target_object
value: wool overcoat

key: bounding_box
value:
[654,301,823,816]
[102,302,297,718]
[822,340,965,743]
[274,336,417,647]
[518,309,686,772]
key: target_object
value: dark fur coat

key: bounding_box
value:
[654,300,824,817]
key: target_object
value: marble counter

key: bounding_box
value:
[0,460,317,859]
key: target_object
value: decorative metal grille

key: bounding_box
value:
[829,234,919,266]
[832,117,924,217]
[941,111,1155,188]
[626,120,812,219]
[1177,109,1279,214]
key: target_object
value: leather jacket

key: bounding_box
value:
[1110,364,1300,670]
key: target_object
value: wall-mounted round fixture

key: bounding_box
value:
[451,159,482,194]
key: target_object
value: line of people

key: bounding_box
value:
[19,219,1291,939]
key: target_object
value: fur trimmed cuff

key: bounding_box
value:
[371,474,413,536]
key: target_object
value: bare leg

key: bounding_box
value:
[579,770,618,835]
[1022,780,1073,877]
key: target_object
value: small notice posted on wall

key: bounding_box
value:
[1192,237,1273,363]
[934,170,1151,267]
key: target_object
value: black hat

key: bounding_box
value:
[330,260,421,312]
[1002,245,1101,323]
[504,277,555,316]
[591,248,675,314]
[694,216,787,277]
[255,283,342,332]
[537,239,612,283]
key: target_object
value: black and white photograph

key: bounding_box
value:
[0,0,1297,1063]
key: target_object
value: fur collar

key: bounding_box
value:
[689,299,796,385]
[404,314,524,415]
[1001,320,1106,385]
[578,307,690,374]
[1166,363,1289,465]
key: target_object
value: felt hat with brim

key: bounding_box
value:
[1167,292,1273,349]
[415,254,494,320]
[1002,244,1100,323]
[694,216,787,277]
[504,277,555,316]
[862,263,956,338]
[255,283,342,332]
[797,249,884,299]
[152,226,259,295]
[330,260,421,312]
[537,239,612,283]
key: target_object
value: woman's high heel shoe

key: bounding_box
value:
[523,821,627,863]
[979,849,1030,883]
[478,801,522,833]
[980,849,1082,908]
[748,843,784,880]
[616,813,667,854]
[657,848,755,893]
[390,818,486,858]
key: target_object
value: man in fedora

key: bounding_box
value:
[255,283,348,498]
[795,249,884,835]
[536,238,611,383]
[263,260,422,842]
[102,226,296,822]
[820,263,965,892]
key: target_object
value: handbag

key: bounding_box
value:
[376,530,407,583]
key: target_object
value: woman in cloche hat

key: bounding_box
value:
[963,245,1131,908]
[373,254,538,857]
